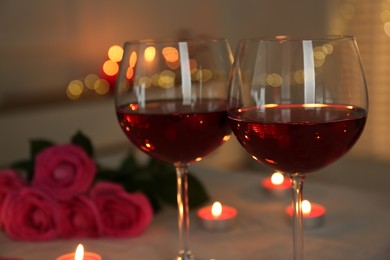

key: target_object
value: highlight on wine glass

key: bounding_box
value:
[197,201,237,231]
[227,35,368,259]
[115,38,233,260]
[261,171,292,197]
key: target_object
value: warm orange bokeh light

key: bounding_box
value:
[144,46,156,62]
[129,51,137,68]
[126,67,134,79]
[103,60,119,76]
[166,59,180,70]
[162,47,179,62]
[108,45,124,62]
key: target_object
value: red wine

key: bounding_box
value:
[229,104,367,174]
[117,99,231,164]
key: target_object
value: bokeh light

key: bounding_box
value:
[195,69,213,82]
[189,59,198,72]
[322,43,334,55]
[138,76,152,88]
[266,73,283,87]
[294,70,305,85]
[129,51,137,67]
[158,70,175,88]
[162,47,179,62]
[144,46,156,62]
[67,80,84,100]
[313,49,326,68]
[103,60,119,76]
[108,45,124,62]
[126,67,134,79]
[94,79,110,95]
[84,74,99,89]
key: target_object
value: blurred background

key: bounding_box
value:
[0,0,389,191]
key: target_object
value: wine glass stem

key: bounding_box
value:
[291,175,305,260]
[175,163,194,260]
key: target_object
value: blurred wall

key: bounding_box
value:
[0,0,328,167]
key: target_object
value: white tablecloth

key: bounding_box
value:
[0,167,389,260]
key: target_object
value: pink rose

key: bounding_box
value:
[32,144,96,200]
[90,182,153,237]
[59,195,102,238]
[0,169,26,220]
[1,187,61,241]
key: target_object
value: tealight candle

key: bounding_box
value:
[262,172,292,197]
[285,200,326,228]
[56,244,102,260]
[197,201,237,231]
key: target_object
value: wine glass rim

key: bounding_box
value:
[239,35,356,43]
[123,37,229,45]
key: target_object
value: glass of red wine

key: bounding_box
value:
[227,36,368,259]
[115,38,233,259]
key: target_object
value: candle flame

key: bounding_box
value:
[211,201,222,219]
[75,244,84,260]
[302,200,312,214]
[271,172,284,185]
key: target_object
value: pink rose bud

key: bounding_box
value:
[59,195,103,238]
[32,144,96,200]
[91,182,153,237]
[1,187,61,241]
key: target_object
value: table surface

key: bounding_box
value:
[0,166,389,260]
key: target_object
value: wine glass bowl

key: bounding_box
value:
[228,35,368,259]
[116,39,232,165]
[115,38,233,260]
[228,103,367,174]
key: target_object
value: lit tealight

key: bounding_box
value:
[211,201,222,219]
[56,244,102,260]
[261,172,292,197]
[285,199,326,228]
[197,201,237,231]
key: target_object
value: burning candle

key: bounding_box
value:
[285,200,326,228]
[197,201,237,231]
[56,244,102,260]
[261,172,292,197]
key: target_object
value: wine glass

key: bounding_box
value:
[227,35,368,259]
[115,38,233,259]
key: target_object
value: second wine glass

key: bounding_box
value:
[228,35,368,259]
[115,38,233,260]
